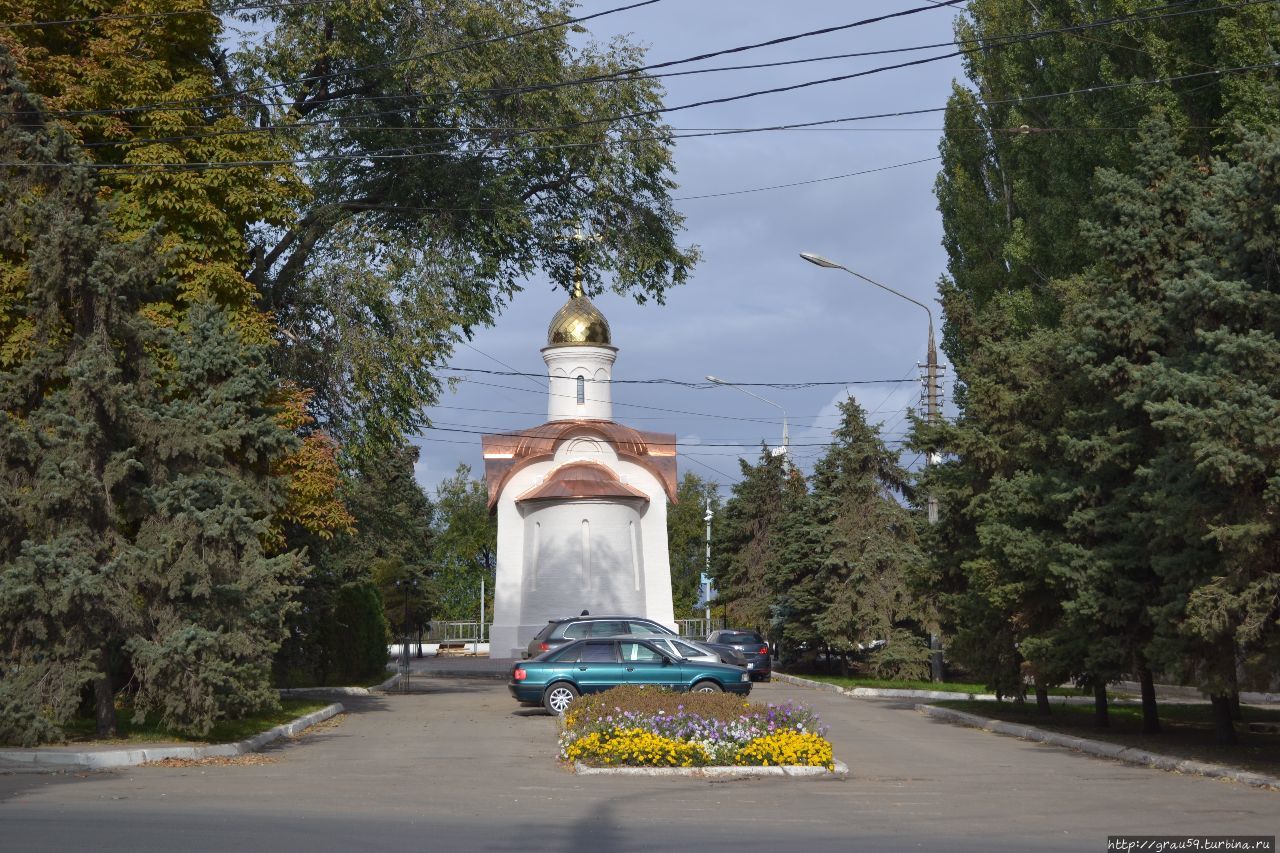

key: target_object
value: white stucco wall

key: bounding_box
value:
[487,430,676,659]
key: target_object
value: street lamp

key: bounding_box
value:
[799,251,945,682]
[798,252,941,520]
[705,375,789,456]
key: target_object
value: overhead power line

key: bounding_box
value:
[15,57,1277,172]
[422,422,909,448]
[440,366,920,387]
[34,0,959,118]
[0,0,350,28]
[31,0,1261,126]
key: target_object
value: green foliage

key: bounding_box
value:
[866,628,932,682]
[927,0,1280,708]
[0,58,303,743]
[430,464,496,621]
[275,443,432,680]
[666,473,722,616]
[1063,119,1280,697]
[233,0,699,454]
[715,448,790,632]
[802,400,925,654]
[123,303,306,735]
[0,0,302,343]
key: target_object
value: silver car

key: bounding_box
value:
[649,636,748,667]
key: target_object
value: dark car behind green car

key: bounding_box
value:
[509,637,752,714]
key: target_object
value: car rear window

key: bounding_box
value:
[533,623,555,641]
[625,620,671,636]
[717,632,764,645]
[559,622,590,640]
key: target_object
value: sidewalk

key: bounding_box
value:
[403,654,514,679]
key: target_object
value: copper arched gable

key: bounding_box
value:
[515,460,650,504]
[481,420,677,510]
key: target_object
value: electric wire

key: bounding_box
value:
[28,0,1264,129]
[16,58,1276,171]
[440,366,921,388]
[32,0,959,117]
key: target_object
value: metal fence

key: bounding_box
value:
[677,617,726,639]
[423,621,489,644]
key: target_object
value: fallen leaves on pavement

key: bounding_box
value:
[143,754,280,768]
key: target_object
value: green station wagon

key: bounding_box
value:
[509,637,753,714]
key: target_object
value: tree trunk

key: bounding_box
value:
[1138,664,1161,734]
[1093,681,1110,729]
[1230,690,1242,721]
[1034,675,1051,716]
[93,649,118,739]
[1210,694,1237,745]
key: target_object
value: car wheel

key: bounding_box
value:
[691,680,722,693]
[543,682,579,715]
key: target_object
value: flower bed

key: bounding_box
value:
[559,685,835,770]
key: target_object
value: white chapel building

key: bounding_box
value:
[483,286,678,659]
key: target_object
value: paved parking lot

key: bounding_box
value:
[1,678,1274,852]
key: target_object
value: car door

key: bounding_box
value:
[569,640,624,693]
[619,640,682,690]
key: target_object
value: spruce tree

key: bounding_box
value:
[0,52,156,742]
[123,302,305,733]
[715,448,790,633]
[1,52,304,741]
[806,400,928,680]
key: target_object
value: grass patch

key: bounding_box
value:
[932,700,1280,776]
[59,699,332,746]
[792,673,1076,696]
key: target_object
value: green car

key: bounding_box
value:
[509,637,752,714]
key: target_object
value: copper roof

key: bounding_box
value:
[481,420,677,509]
[515,461,649,504]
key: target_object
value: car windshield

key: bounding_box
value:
[717,632,763,645]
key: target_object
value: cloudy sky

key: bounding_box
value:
[412,0,969,496]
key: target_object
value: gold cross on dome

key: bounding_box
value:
[567,225,603,299]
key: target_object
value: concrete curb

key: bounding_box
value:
[278,672,401,697]
[772,672,1124,705]
[772,671,1002,701]
[0,703,345,771]
[916,704,1280,791]
[572,759,849,779]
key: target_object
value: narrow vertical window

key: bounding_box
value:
[530,522,541,591]
[576,375,585,405]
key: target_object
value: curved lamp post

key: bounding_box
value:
[799,251,944,681]
[706,375,789,457]
[798,251,940,517]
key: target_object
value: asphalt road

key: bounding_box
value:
[1,678,1274,852]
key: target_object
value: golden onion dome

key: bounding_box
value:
[547,290,611,346]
